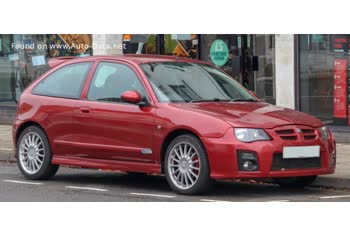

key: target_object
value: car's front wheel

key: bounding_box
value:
[164,134,212,195]
[17,126,59,180]
[273,176,317,188]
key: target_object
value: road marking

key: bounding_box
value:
[3,180,43,185]
[129,192,176,198]
[65,186,108,192]
[319,195,350,199]
[267,200,290,202]
[200,199,231,202]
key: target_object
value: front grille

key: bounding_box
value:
[274,128,297,141]
[275,129,294,135]
[271,153,321,171]
[274,126,318,141]
[300,128,317,140]
[304,135,316,140]
[301,129,314,134]
[280,136,297,141]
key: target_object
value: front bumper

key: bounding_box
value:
[201,127,336,179]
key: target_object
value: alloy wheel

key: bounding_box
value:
[167,141,201,190]
[19,132,45,174]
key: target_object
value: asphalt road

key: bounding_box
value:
[0,162,349,202]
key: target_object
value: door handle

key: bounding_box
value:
[80,107,90,113]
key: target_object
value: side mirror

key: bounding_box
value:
[121,90,142,104]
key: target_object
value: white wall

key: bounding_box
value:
[275,34,295,109]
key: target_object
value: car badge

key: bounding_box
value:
[296,128,301,133]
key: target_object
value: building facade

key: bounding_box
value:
[0,34,348,128]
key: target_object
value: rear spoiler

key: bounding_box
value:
[48,57,76,68]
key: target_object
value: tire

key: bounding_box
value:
[273,176,317,189]
[164,134,212,195]
[16,125,59,180]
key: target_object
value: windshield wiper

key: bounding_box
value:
[190,98,231,103]
[230,98,258,102]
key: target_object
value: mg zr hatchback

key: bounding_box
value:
[13,55,336,195]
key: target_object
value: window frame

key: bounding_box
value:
[32,62,93,100]
[85,61,150,106]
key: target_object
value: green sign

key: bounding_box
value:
[210,39,229,66]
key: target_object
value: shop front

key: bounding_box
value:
[123,34,276,104]
[1,34,276,123]
[2,34,349,128]
[0,34,92,122]
[298,34,350,126]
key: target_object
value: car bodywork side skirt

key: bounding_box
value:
[52,156,161,174]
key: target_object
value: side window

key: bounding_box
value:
[87,62,146,103]
[33,62,92,99]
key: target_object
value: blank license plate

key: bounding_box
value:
[282,146,320,159]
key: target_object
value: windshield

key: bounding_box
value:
[140,62,255,103]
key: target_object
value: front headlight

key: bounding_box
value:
[320,126,330,139]
[234,128,271,142]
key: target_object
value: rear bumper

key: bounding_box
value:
[201,128,336,179]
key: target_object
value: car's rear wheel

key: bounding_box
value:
[164,134,212,195]
[273,176,317,188]
[17,126,59,180]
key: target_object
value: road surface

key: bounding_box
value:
[0,162,349,202]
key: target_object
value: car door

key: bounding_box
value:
[31,61,93,157]
[71,61,156,163]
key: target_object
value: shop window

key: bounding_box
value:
[308,34,330,51]
[123,34,157,54]
[47,34,93,57]
[200,34,239,78]
[200,34,275,104]
[0,34,50,105]
[164,34,198,59]
[0,34,14,102]
[0,34,93,108]
[253,34,275,104]
[298,34,350,126]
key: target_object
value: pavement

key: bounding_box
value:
[0,125,13,162]
[1,124,349,194]
[329,125,350,143]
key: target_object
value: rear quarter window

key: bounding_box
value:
[33,62,92,99]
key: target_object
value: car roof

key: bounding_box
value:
[48,54,212,68]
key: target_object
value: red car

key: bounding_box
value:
[13,55,336,195]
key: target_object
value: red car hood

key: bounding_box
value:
[171,102,323,129]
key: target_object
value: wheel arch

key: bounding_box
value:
[160,128,207,174]
[15,121,46,145]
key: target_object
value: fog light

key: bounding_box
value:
[237,151,259,171]
[242,160,258,171]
